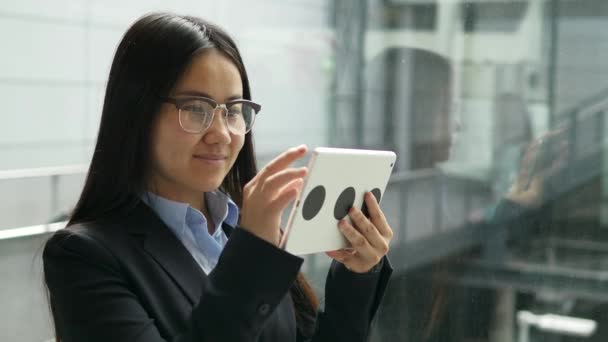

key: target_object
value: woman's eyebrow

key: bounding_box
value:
[174,90,243,102]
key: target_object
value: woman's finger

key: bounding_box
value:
[263,167,308,193]
[363,192,393,240]
[259,145,307,181]
[348,206,387,250]
[338,219,373,254]
[325,250,355,264]
[269,178,303,212]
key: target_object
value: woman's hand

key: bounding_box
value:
[326,192,394,273]
[239,145,308,246]
[506,129,568,208]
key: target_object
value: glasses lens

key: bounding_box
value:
[226,102,256,134]
[179,99,214,133]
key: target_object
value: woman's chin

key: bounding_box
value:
[191,179,224,193]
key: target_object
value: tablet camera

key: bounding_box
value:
[361,188,382,218]
[334,187,356,220]
[302,185,326,221]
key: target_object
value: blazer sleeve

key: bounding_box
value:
[301,257,393,342]
[43,227,303,342]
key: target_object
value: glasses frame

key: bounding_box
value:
[164,96,261,135]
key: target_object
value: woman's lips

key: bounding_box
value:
[193,154,227,165]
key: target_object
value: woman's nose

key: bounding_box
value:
[203,107,231,143]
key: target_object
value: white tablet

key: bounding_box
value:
[279,147,397,255]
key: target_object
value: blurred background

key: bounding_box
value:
[1,0,608,341]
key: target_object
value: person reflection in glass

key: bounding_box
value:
[366,46,573,342]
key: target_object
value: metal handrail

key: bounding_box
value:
[574,96,608,122]
[0,221,66,240]
[0,164,88,221]
[559,86,608,122]
[388,168,439,184]
[0,164,87,181]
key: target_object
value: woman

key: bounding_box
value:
[43,13,393,342]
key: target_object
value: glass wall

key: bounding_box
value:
[351,1,608,341]
[1,0,608,341]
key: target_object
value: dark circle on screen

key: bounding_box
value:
[302,185,326,221]
[334,187,356,220]
[361,188,382,218]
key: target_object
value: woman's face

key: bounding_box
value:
[148,48,245,202]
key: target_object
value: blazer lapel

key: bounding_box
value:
[127,202,206,305]
[221,222,234,237]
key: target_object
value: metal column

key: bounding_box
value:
[330,0,368,147]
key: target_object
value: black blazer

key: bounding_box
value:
[43,201,392,341]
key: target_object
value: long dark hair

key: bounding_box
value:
[51,12,318,339]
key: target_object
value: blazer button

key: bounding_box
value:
[257,303,270,316]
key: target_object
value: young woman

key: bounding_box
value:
[43,12,393,342]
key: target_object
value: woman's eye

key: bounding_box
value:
[184,105,206,113]
[226,112,241,122]
[227,104,242,113]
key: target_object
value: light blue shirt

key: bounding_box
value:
[141,191,239,274]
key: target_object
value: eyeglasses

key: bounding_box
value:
[164,96,261,135]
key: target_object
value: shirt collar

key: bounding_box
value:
[204,191,239,228]
[141,191,239,235]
